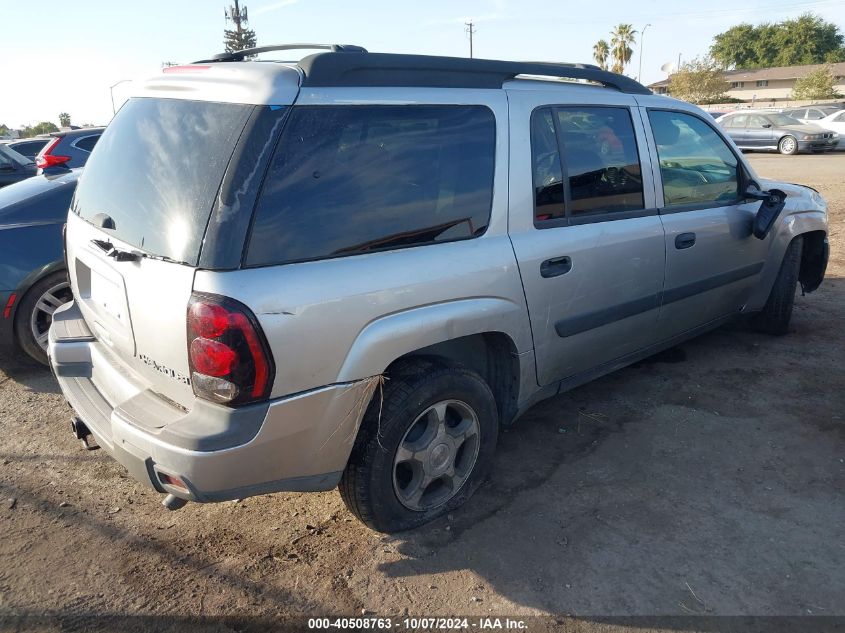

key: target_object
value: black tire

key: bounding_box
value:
[13,270,71,365]
[778,135,799,155]
[339,357,498,533]
[751,238,802,335]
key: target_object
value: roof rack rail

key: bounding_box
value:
[296,53,652,94]
[195,43,367,63]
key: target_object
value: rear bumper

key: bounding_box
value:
[49,301,377,503]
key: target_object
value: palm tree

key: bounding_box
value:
[610,24,637,75]
[58,112,71,128]
[593,40,610,71]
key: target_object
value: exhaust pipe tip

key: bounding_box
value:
[162,494,188,511]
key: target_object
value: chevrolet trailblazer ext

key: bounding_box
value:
[49,45,829,532]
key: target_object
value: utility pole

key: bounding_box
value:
[109,79,131,115]
[224,0,257,53]
[225,0,247,36]
[465,21,476,59]
[637,23,651,83]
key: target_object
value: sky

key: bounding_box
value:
[3,0,845,128]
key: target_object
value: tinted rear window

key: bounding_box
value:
[74,135,99,152]
[245,105,496,267]
[72,98,253,265]
[11,141,47,157]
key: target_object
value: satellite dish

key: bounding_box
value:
[660,61,675,74]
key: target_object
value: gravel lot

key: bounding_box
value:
[1,153,843,632]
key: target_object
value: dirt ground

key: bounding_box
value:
[1,153,843,632]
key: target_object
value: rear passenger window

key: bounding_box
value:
[531,106,644,224]
[723,114,748,129]
[246,105,496,266]
[531,109,564,222]
[648,110,739,207]
[75,135,99,152]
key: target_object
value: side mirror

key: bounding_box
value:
[762,123,772,128]
[744,185,786,240]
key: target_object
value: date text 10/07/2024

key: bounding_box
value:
[307,617,528,630]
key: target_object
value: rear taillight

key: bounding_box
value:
[187,293,275,406]
[35,137,70,169]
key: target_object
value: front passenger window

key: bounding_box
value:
[648,110,740,208]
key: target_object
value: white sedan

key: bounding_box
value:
[818,110,845,149]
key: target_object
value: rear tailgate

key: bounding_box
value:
[66,213,196,408]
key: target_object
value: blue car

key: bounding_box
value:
[0,170,79,364]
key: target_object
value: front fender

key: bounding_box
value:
[743,181,828,312]
[336,297,530,382]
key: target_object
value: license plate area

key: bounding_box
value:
[74,252,135,354]
[90,269,129,325]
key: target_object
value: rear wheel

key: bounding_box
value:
[14,271,72,365]
[751,238,802,335]
[339,358,498,533]
[778,135,798,155]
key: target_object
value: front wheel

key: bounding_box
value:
[13,271,72,365]
[339,358,498,533]
[778,135,798,155]
[751,238,802,335]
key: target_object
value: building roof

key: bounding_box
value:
[648,61,845,89]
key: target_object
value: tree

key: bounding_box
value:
[593,40,610,71]
[0,123,10,137]
[59,112,71,127]
[668,57,730,104]
[20,122,59,138]
[224,0,257,54]
[791,65,843,100]
[711,13,845,69]
[610,24,637,75]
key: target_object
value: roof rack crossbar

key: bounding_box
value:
[195,43,367,63]
[297,53,652,94]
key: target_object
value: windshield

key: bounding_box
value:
[766,113,803,126]
[72,97,254,265]
[0,144,33,167]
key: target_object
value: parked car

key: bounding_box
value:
[49,45,829,533]
[716,111,838,154]
[1,137,51,161]
[0,170,78,363]
[816,109,845,150]
[782,105,843,124]
[0,144,37,188]
[35,128,104,173]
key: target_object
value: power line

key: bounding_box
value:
[509,0,843,26]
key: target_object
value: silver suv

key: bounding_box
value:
[49,44,829,532]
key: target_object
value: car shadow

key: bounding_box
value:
[376,277,845,617]
[0,347,59,395]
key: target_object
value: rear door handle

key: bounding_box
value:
[675,232,696,249]
[540,256,572,278]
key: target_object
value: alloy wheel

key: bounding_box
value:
[29,281,72,351]
[392,399,481,512]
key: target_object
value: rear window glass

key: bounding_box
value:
[245,105,496,267]
[72,98,253,265]
[74,135,99,152]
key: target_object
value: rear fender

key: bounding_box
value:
[336,298,531,383]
